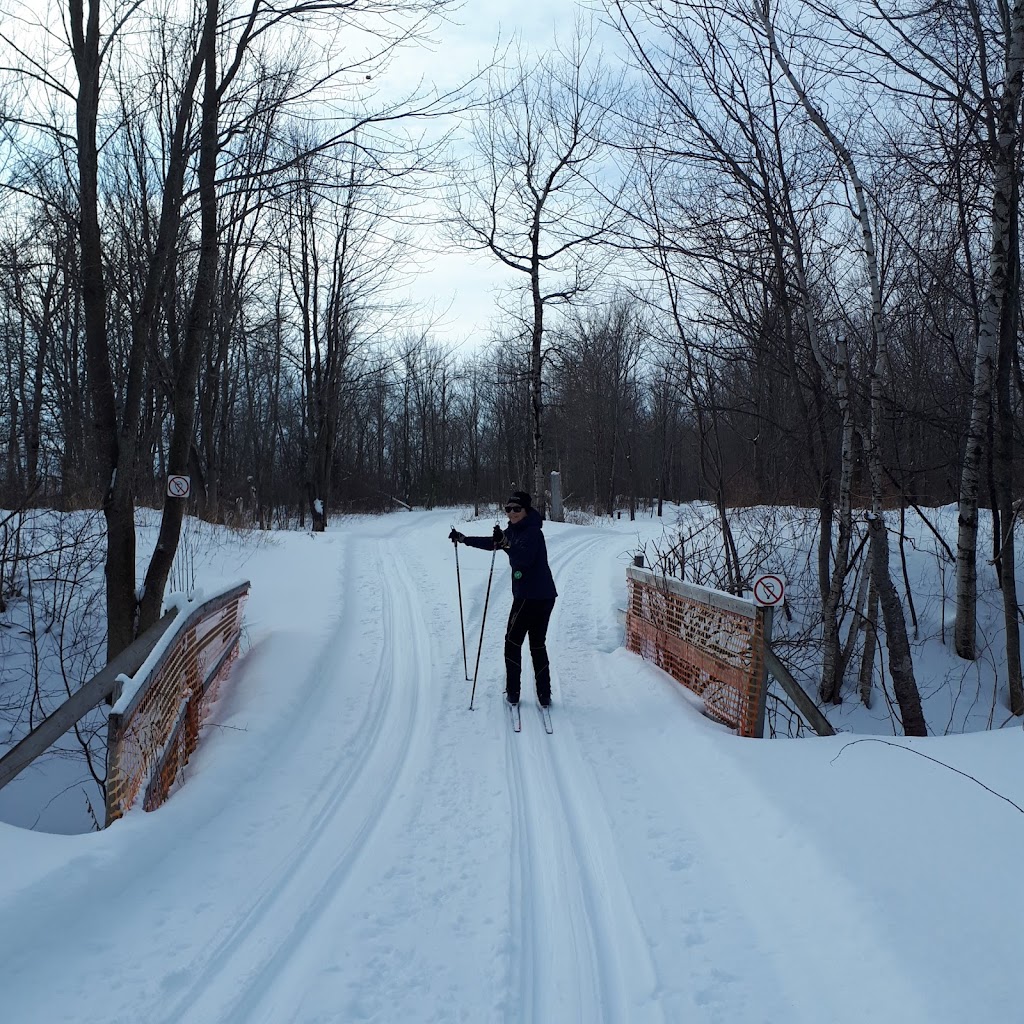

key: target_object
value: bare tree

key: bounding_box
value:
[951,2,1024,693]
[2,0,461,654]
[280,141,399,530]
[761,0,1024,705]
[607,0,853,612]
[756,0,927,734]
[550,298,646,515]
[447,27,622,514]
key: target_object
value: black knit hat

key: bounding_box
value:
[506,490,532,508]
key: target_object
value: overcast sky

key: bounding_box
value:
[385,0,621,349]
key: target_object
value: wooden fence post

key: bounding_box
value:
[753,606,774,738]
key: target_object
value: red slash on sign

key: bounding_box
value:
[167,475,191,499]
[752,574,785,607]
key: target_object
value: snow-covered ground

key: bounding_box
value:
[1,506,1022,1022]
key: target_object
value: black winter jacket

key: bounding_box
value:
[463,508,557,600]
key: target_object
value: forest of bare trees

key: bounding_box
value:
[3,0,1024,732]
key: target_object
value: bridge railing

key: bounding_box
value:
[105,581,249,825]
[625,565,771,737]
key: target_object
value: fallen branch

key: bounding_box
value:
[831,738,1024,815]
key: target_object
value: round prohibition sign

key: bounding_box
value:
[752,574,785,607]
[167,474,191,499]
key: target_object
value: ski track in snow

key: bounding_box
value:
[157,522,435,1023]
[504,530,668,1024]
[1,509,966,1023]
[168,514,782,1023]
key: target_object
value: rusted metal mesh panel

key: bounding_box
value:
[626,576,766,737]
[106,591,247,823]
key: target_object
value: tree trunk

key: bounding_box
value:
[868,514,927,735]
[71,0,137,660]
[138,0,220,631]
[761,6,926,734]
[819,339,855,704]
[859,576,879,709]
[955,0,1024,660]
[530,255,546,516]
[994,179,1024,714]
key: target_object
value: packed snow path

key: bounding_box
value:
[1,510,1021,1023]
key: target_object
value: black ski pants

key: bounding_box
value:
[504,597,555,704]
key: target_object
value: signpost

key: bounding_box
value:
[167,475,191,499]
[752,574,785,607]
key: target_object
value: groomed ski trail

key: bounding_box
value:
[159,533,437,1024]
[0,509,953,1024]
[501,529,667,1024]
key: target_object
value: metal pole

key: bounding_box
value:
[454,540,469,680]
[469,544,498,710]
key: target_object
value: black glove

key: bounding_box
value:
[448,528,464,544]
[492,524,508,549]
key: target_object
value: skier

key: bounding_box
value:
[449,490,557,707]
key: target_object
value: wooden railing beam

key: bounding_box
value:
[0,611,178,793]
[764,646,836,737]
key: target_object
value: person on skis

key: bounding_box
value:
[448,490,557,707]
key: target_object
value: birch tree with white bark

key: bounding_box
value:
[774,0,1024,712]
[754,0,927,734]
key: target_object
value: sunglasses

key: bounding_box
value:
[504,504,523,513]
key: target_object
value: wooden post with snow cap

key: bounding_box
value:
[549,471,564,522]
[753,606,773,739]
[751,576,781,738]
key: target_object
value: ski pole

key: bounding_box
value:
[469,540,498,710]
[453,533,469,681]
